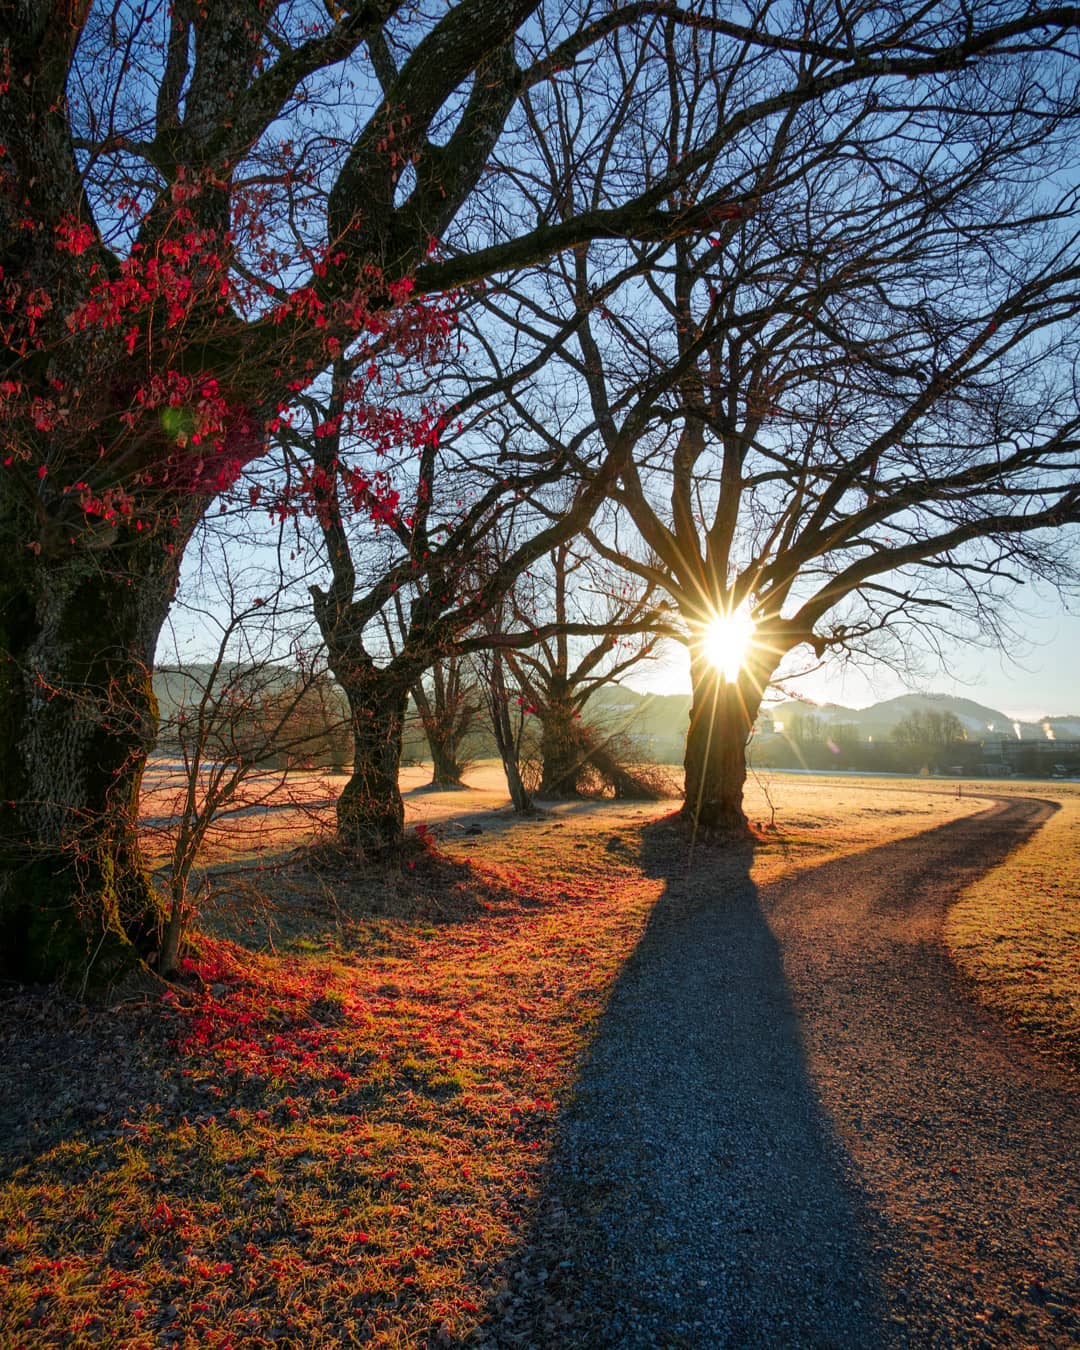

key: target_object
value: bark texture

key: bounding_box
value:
[329,659,410,855]
[0,533,184,984]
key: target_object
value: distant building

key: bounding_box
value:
[980,737,1080,777]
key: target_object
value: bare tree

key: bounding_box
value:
[504,543,663,797]
[291,327,677,853]
[151,546,340,974]
[475,5,1080,831]
[289,353,626,854]
[411,658,481,788]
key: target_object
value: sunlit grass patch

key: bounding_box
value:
[0,835,661,1347]
[736,773,986,884]
[945,785,1080,1069]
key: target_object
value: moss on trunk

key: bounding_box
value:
[0,530,177,988]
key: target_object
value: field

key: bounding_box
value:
[138,757,990,874]
[0,766,1075,1346]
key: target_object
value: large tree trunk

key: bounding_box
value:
[538,701,583,797]
[427,738,465,789]
[332,663,409,854]
[0,534,183,987]
[681,658,767,835]
[412,682,466,787]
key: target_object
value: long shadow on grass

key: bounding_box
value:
[476,818,889,1349]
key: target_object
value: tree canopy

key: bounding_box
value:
[466,2,1080,827]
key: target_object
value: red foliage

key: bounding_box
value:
[1,191,458,550]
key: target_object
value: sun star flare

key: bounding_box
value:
[702,605,757,683]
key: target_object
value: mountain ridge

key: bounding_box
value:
[597,686,1080,746]
[767,690,1080,741]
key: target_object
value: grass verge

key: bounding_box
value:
[945,784,1080,1070]
[0,830,661,1347]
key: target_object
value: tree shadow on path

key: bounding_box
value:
[477,819,891,1348]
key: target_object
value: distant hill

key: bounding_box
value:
[597,685,1080,752]
[769,691,1078,742]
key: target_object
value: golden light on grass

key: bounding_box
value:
[945,783,1080,1067]
[701,604,757,682]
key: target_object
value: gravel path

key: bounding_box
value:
[478,795,1079,1348]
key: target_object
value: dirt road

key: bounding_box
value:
[482,795,1079,1347]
